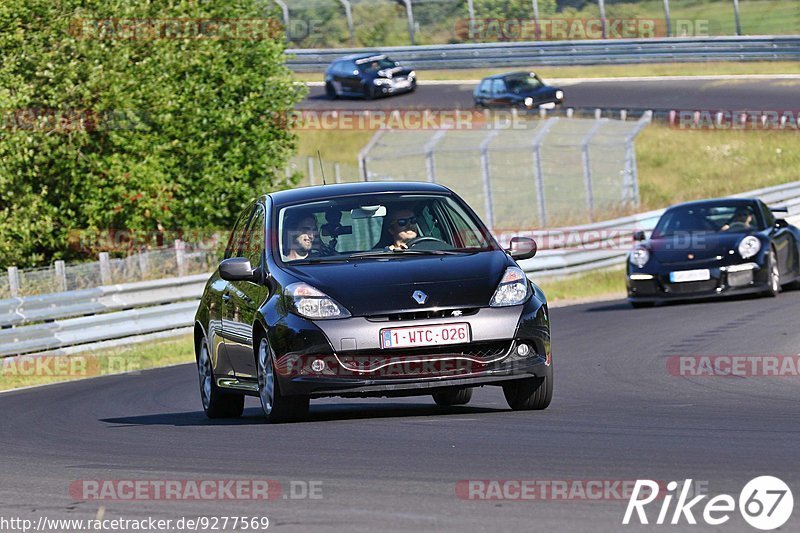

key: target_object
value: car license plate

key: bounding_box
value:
[539,102,556,109]
[670,269,711,282]
[381,323,470,349]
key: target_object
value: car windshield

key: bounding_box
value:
[505,73,543,93]
[652,203,762,238]
[357,57,397,73]
[276,193,497,264]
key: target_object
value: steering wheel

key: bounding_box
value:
[405,236,451,250]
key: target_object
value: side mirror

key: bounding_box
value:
[219,257,256,282]
[776,219,789,229]
[507,237,537,260]
[633,230,646,241]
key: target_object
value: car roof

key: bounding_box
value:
[482,71,536,80]
[335,52,385,62]
[666,198,759,210]
[266,181,452,206]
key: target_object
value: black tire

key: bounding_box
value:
[325,82,337,99]
[764,249,780,297]
[362,83,374,100]
[197,338,244,419]
[503,375,552,411]
[630,301,654,309]
[432,387,473,406]
[256,335,309,423]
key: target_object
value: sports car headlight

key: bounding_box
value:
[738,236,761,259]
[408,70,416,78]
[629,247,650,268]
[555,90,564,100]
[524,97,534,107]
[285,282,350,319]
[490,267,529,307]
[373,78,391,85]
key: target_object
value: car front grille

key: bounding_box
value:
[366,308,480,322]
[664,280,718,294]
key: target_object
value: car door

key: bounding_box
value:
[221,202,266,380]
[762,201,796,276]
[489,78,511,106]
[340,60,361,94]
[475,79,492,106]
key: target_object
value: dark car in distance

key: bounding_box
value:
[627,198,800,307]
[474,71,564,109]
[194,182,552,422]
[325,53,416,99]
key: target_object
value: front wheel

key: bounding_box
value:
[432,387,472,406]
[257,336,309,423]
[764,249,780,297]
[325,82,337,99]
[503,375,552,411]
[198,338,244,419]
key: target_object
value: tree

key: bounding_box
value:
[0,0,305,267]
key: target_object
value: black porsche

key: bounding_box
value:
[474,71,564,110]
[324,53,416,99]
[194,182,552,422]
[627,198,800,307]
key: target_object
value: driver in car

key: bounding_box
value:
[385,208,419,251]
[283,213,319,261]
[720,208,754,232]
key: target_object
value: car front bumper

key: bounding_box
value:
[627,263,769,303]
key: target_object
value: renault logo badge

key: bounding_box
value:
[412,290,427,305]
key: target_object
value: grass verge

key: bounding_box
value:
[536,267,627,305]
[293,61,800,83]
[0,334,195,392]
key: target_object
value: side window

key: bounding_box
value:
[331,61,343,75]
[417,204,446,242]
[241,204,265,266]
[224,205,254,259]
[449,205,484,248]
[491,79,506,96]
[760,201,775,227]
[343,61,358,75]
[479,80,492,96]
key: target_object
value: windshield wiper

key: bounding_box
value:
[288,257,349,265]
[348,249,467,259]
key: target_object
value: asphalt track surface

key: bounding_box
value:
[300,78,800,112]
[2,290,800,532]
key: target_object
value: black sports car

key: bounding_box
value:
[194,182,552,422]
[324,53,416,99]
[474,71,564,109]
[627,198,800,307]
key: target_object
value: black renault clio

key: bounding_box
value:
[194,182,552,422]
[324,53,416,99]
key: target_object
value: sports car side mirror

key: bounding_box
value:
[219,257,256,282]
[508,237,537,260]
[633,230,646,241]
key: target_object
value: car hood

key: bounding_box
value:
[376,66,414,79]
[648,233,752,263]
[281,251,511,316]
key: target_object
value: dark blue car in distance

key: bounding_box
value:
[474,71,564,110]
[325,53,417,99]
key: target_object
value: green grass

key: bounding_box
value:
[536,267,627,304]
[0,334,194,392]
[294,61,800,83]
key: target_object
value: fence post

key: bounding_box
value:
[580,119,608,222]
[359,129,386,181]
[531,0,541,40]
[424,129,448,183]
[334,163,342,184]
[530,117,559,227]
[175,239,187,278]
[337,0,355,45]
[55,260,67,292]
[307,156,315,186]
[98,252,111,285]
[467,0,475,42]
[732,0,742,36]
[663,0,672,37]
[401,0,415,45]
[8,266,20,297]
[479,130,500,230]
[273,0,290,28]
[597,0,607,39]
[138,250,150,278]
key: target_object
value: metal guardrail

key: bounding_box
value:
[286,36,800,72]
[3,180,800,357]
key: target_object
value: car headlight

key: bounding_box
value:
[738,236,761,259]
[408,70,416,78]
[524,97,534,107]
[629,247,650,268]
[490,267,529,307]
[555,90,564,100]
[285,282,350,319]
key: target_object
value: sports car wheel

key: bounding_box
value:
[257,336,309,423]
[503,375,552,410]
[765,249,780,297]
[198,338,244,419]
[325,82,337,99]
[432,387,472,406]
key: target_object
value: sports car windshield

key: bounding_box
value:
[506,74,544,93]
[652,203,762,238]
[357,57,397,73]
[277,193,497,263]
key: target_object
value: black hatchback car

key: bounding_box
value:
[194,182,552,422]
[324,53,416,99]
[627,198,800,307]
[474,71,564,109]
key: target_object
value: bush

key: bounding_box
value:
[0,0,305,267]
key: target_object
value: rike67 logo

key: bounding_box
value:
[623,476,793,530]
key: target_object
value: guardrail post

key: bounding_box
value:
[480,130,500,230]
[7,266,20,297]
[401,0,415,45]
[98,252,111,286]
[663,0,672,37]
[732,0,742,36]
[54,260,67,292]
[175,239,187,278]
